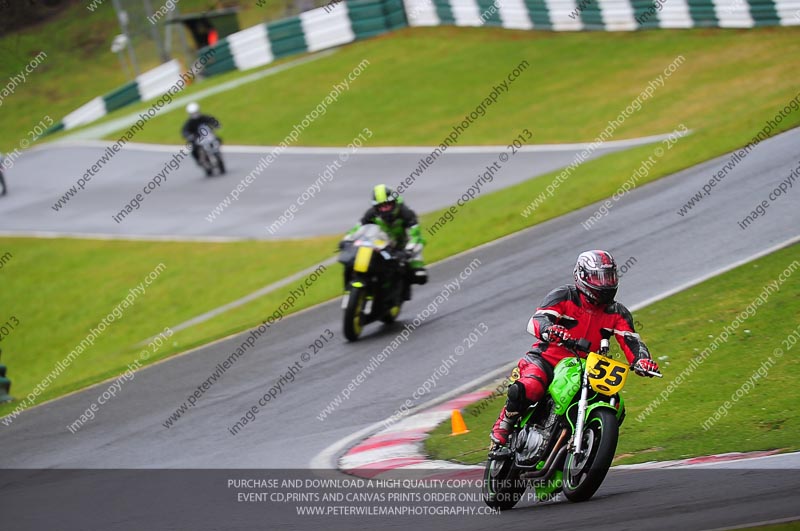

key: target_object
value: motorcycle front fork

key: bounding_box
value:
[571,372,590,456]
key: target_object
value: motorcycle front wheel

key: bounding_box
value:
[199,152,213,176]
[343,286,365,342]
[562,408,619,502]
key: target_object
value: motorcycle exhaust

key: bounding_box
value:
[531,445,568,484]
[519,428,568,481]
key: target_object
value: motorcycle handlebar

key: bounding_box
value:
[561,337,591,353]
[564,337,664,377]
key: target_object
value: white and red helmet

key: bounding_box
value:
[574,250,618,305]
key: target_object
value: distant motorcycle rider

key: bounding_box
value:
[341,185,428,293]
[490,250,659,446]
[181,102,220,165]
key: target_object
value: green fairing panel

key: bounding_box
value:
[585,391,626,422]
[549,357,582,415]
[565,393,626,431]
[584,401,618,421]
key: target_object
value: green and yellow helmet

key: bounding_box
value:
[371,184,400,223]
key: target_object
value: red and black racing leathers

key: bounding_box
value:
[514,284,652,408]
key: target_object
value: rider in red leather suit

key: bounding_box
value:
[491,250,659,446]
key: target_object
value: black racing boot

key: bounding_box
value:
[402,280,411,301]
[490,406,518,447]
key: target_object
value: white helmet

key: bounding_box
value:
[186,102,200,116]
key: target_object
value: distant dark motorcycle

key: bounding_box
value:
[338,224,409,341]
[194,124,225,177]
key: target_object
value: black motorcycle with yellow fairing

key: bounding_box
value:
[482,336,661,510]
[338,224,408,342]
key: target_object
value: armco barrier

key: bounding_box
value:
[197,0,406,78]
[302,3,356,52]
[269,18,309,59]
[402,0,800,30]
[103,81,140,114]
[49,59,182,134]
[228,24,273,71]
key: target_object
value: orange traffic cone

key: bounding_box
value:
[450,409,469,436]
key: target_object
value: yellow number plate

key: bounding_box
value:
[586,352,629,396]
[354,247,373,273]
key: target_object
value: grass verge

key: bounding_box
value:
[94,26,800,147]
[424,244,800,465]
[744,523,800,531]
[0,236,337,416]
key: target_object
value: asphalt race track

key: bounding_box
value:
[1,128,799,530]
[0,134,672,239]
[2,463,799,531]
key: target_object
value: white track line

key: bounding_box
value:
[701,516,800,531]
[47,130,688,155]
[629,234,800,312]
[0,231,254,243]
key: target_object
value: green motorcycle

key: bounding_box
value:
[482,336,661,509]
